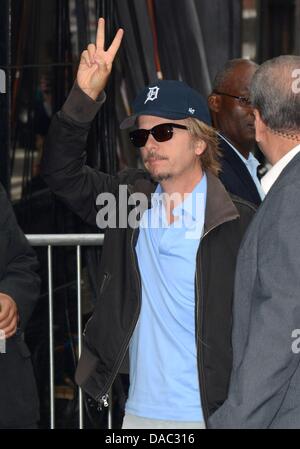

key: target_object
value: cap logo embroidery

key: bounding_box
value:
[144,86,160,104]
[188,108,195,114]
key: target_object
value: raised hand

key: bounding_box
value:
[77,18,124,100]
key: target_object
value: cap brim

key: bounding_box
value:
[120,114,138,130]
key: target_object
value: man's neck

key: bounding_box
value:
[262,134,300,165]
[221,134,253,159]
[160,170,203,197]
[232,143,251,160]
[160,169,204,224]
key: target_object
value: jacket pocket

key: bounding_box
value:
[82,272,111,338]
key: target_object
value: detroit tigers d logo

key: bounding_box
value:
[144,86,160,104]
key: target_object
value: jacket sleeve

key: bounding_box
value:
[209,182,300,428]
[41,83,120,227]
[0,184,40,331]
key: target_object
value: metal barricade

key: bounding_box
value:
[26,234,113,430]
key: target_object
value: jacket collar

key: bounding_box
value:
[204,171,239,234]
[131,171,239,232]
[218,136,262,205]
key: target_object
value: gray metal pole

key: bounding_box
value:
[184,0,212,95]
[77,245,84,429]
[48,245,55,429]
[108,387,113,429]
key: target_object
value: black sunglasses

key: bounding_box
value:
[129,123,188,148]
[213,90,252,107]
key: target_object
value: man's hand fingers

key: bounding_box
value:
[77,18,123,98]
[0,306,10,321]
[0,313,17,337]
[1,322,18,339]
[80,50,92,68]
[87,44,96,63]
[107,28,124,62]
[2,320,17,336]
[95,17,124,61]
[96,17,105,52]
[0,300,11,321]
[4,332,17,339]
[0,307,15,330]
[0,295,17,337]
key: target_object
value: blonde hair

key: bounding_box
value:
[185,118,221,176]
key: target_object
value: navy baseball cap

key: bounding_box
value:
[120,80,211,129]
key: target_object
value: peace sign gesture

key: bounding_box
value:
[77,18,124,100]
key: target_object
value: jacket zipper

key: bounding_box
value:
[95,228,142,408]
[97,393,109,411]
[99,272,110,295]
[196,224,223,426]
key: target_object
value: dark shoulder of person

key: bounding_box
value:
[230,193,258,227]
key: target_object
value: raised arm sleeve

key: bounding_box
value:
[41,83,119,226]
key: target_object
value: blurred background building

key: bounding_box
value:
[0,0,299,429]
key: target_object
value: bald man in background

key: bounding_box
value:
[208,59,264,206]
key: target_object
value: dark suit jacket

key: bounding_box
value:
[0,183,40,429]
[218,136,262,207]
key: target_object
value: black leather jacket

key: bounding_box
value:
[42,85,256,425]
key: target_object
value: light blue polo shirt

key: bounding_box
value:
[125,175,207,421]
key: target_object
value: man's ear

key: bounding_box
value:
[253,109,266,143]
[207,93,221,113]
[194,139,207,156]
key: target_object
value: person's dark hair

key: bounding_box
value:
[250,55,300,133]
[212,58,258,91]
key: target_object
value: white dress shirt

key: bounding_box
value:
[261,143,300,195]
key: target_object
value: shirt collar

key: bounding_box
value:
[172,174,207,222]
[218,132,260,167]
[261,143,300,195]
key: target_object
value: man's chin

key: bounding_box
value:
[149,172,172,182]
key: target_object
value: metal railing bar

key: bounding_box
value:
[26,234,104,246]
[26,234,109,429]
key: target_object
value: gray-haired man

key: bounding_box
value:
[209,55,300,429]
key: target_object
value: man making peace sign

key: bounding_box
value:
[42,18,255,429]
